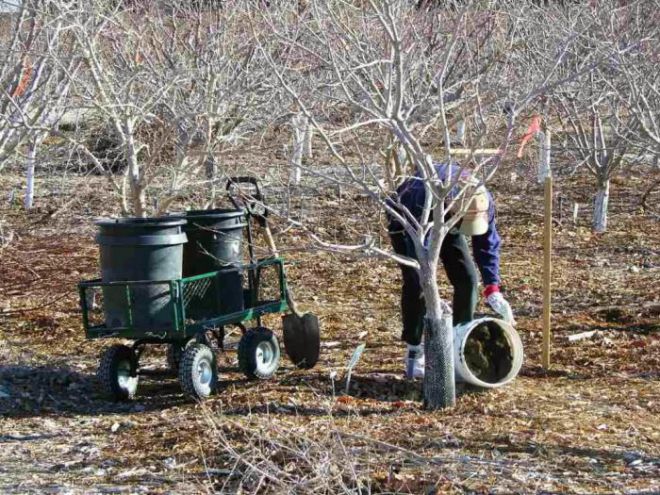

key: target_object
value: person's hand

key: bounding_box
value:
[485,290,516,325]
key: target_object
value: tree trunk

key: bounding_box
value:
[206,155,217,208]
[302,116,313,159]
[455,119,466,145]
[384,145,395,190]
[593,178,609,233]
[125,121,146,217]
[290,115,305,185]
[396,145,407,175]
[130,179,147,217]
[24,137,38,210]
[420,272,456,409]
[120,167,130,216]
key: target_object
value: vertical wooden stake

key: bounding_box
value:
[542,174,553,369]
[538,130,552,183]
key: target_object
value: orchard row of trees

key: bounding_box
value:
[1,0,657,407]
[1,1,657,225]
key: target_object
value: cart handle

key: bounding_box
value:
[226,176,267,226]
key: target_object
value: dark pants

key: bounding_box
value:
[389,231,478,346]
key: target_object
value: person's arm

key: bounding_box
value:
[472,192,501,290]
[472,193,516,324]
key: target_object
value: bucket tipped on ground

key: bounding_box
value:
[454,317,524,388]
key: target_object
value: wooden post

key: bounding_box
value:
[538,131,552,184]
[542,174,553,369]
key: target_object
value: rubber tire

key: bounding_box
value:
[98,344,139,401]
[238,328,281,380]
[178,343,218,401]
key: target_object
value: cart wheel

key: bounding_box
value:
[179,343,217,401]
[238,328,281,380]
[98,344,139,401]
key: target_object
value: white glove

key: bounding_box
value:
[486,292,516,325]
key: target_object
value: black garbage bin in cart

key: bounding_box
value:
[78,178,320,403]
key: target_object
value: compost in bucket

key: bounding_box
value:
[464,320,514,383]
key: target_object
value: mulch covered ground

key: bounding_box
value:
[0,166,658,494]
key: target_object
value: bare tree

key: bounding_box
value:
[0,1,79,209]
[611,4,660,214]
[289,112,307,185]
[554,74,640,232]
[549,2,654,232]
[252,0,608,408]
[45,0,274,217]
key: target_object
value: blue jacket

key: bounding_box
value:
[387,163,501,286]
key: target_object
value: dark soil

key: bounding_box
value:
[463,321,514,383]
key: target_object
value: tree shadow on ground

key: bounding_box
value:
[519,365,571,379]
[237,370,482,406]
[0,361,485,419]
[0,360,341,418]
[520,364,660,381]
[343,373,484,402]
[209,371,418,417]
[461,435,659,468]
[0,363,188,418]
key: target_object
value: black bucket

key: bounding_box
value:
[174,208,247,319]
[96,217,187,333]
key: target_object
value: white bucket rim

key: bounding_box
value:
[456,317,524,388]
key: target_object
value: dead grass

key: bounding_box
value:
[0,161,658,494]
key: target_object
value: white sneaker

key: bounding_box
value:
[405,344,425,379]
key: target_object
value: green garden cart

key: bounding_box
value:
[78,177,320,401]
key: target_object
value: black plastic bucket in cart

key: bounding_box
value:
[173,209,247,319]
[95,217,187,333]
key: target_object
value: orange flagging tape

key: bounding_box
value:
[11,57,33,98]
[517,115,541,158]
